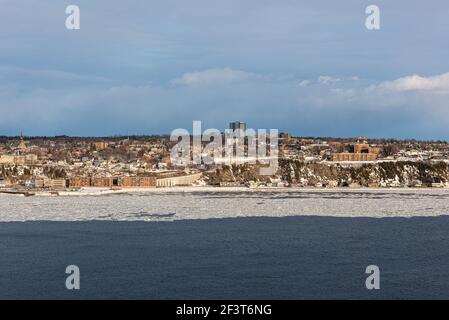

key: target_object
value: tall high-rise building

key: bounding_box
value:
[229,121,247,132]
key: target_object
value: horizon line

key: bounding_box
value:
[0,134,448,143]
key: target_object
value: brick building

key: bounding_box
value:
[333,141,381,162]
[69,176,156,188]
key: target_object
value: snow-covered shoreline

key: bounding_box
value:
[28,186,449,197]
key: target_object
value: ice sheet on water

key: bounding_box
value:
[1,188,449,222]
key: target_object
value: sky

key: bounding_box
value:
[0,0,449,139]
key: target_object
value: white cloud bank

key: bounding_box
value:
[317,75,342,85]
[376,72,449,94]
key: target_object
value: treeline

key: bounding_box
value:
[297,136,448,145]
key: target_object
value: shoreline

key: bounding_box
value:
[2,185,449,197]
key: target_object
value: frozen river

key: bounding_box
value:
[1,188,449,221]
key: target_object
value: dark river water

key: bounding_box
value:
[1,216,449,299]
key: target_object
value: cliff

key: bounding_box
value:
[206,160,449,187]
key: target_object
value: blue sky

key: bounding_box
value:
[1,0,449,139]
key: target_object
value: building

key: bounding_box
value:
[69,177,92,188]
[229,121,247,132]
[119,176,156,188]
[90,177,114,187]
[30,178,68,190]
[354,142,382,155]
[34,179,45,188]
[333,141,381,162]
[279,132,292,143]
[156,172,202,187]
[92,141,109,151]
[49,179,68,190]
[0,155,15,164]
[69,176,156,188]
[0,154,37,165]
[15,132,28,154]
[332,153,378,161]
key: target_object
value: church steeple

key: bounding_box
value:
[17,131,27,153]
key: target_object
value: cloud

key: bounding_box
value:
[317,75,341,85]
[2,67,449,139]
[1,1,449,139]
[376,72,449,94]
[298,80,310,87]
[171,68,261,86]
[298,76,358,88]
